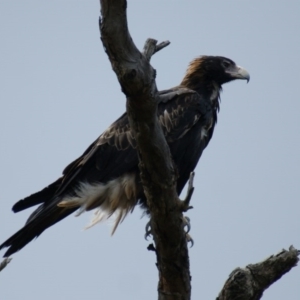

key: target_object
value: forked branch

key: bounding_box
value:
[218,246,299,300]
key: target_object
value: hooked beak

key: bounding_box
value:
[227,65,250,83]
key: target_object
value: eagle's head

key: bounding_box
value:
[181,56,250,90]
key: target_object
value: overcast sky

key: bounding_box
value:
[0,1,300,299]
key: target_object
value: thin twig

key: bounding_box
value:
[155,40,171,54]
[142,39,170,62]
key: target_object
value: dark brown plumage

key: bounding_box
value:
[0,56,249,257]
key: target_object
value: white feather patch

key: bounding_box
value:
[210,82,220,101]
[57,173,139,234]
[200,128,208,140]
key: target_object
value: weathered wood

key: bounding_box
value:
[217,246,299,300]
[99,1,191,299]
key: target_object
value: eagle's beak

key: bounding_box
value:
[227,65,250,83]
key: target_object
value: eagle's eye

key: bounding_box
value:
[222,61,231,68]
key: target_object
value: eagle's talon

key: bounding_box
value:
[186,233,194,247]
[182,215,191,233]
[144,221,152,240]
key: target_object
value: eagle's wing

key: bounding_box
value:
[0,87,210,257]
[50,87,208,201]
[0,112,140,257]
[158,87,214,193]
[158,88,210,142]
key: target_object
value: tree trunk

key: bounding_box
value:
[99,1,191,299]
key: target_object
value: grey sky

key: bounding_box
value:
[0,1,299,299]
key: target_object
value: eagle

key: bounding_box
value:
[0,56,249,257]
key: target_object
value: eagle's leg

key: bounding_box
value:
[178,172,195,212]
[144,217,193,246]
[179,172,195,246]
[144,172,195,243]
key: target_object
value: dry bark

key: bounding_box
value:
[217,246,299,300]
[99,1,191,299]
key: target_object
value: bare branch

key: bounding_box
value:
[217,246,299,300]
[143,38,171,62]
[143,38,158,62]
[155,40,171,54]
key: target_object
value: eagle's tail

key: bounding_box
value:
[0,188,77,257]
[12,178,62,212]
[0,218,50,257]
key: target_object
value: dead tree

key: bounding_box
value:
[98,1,299,299]
[100,1,191,299]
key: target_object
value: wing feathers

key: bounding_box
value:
[1,86,213,257]
[12,177,62,212]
